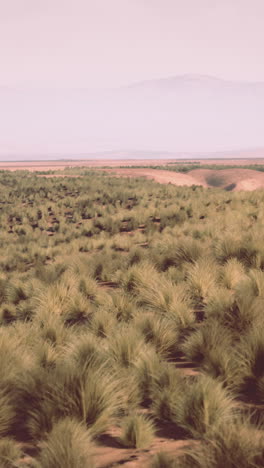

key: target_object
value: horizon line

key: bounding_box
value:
[2,73,264,91]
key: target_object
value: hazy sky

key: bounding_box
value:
[1,0,264,89]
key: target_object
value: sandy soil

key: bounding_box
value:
[93,425,195,468]
[188,168,264,191]
[102,168,203,187]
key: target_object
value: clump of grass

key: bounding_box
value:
[186,258,219,311]
[0,387,16,438]
[63,293,93,326]
[78,274,99,302]
[231,326,264,402]
[5,280,28,305]
[151,366,186,425]
[175,375,234,438]
[180,319,234,380]
[90,309,116,338]
[174,417,264,468]
[221,258,246,289]
[119,413,155,449]
[121,261,158,295]
[34,342,60,370]
[0,303,17,325]
[214,235,258,267]
[0,274,7,306]
[134,347,163,407]
[159,238,202,271]
[37,418,94,468]
[14,369,55,442]
[108,326,146,368]
[49,363,125,437]
[151,452,177,468]
[153,373,234,438]
[203,287,234,321]
[109,292,136,323]
[0,438,24,468]
[66,333,107,370]
[135,313,179,359]
[134,273,194,329]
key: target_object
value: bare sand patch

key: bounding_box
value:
[101,168,205,187]
[93,425,195,468]
[188,168,264,191]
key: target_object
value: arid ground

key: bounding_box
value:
[3,158,264,191]
[1,168,264,467]
[2,157,264,171]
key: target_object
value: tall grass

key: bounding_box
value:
[1,170,264,466]
[37,418,94,468]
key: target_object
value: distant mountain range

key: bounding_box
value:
[1,75,264,159]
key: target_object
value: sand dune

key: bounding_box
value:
[103,168,201,187]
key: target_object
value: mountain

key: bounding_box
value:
[1,75,264,158]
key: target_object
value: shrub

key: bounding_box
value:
[175,376,234,438]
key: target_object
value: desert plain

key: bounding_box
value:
[0,159,264,467]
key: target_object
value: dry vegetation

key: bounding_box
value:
[0,168,264,466]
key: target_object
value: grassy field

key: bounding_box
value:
[0,169,264,467]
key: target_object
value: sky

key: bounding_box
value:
[1,0,264,159]
[1,0,264,89]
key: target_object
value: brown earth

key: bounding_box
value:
[188,168,264,191]
[102,168,202,187]
[94,425,196,468]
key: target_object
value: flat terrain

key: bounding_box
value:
[2,157,264,171]
[0,159,182,171]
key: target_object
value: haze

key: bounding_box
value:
[1,0,264,160]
